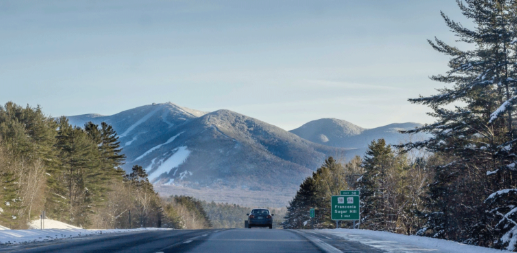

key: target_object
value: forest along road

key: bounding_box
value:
[0,229,386,253]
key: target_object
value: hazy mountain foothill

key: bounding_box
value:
[66,102,424,207]
[290,118,427,158]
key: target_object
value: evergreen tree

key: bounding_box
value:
[0,102,173,230]
[0,103,58,227]
[358,139,396,230]
[125,165,163,228]
[0,165,20,228]
[401,0,517,247]
[55,117,105,226]
[283,176,317,229]
[283,157,350,229]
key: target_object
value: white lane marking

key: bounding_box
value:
[202,234,208,237]
[294,231,342,253]
[183,240,193,244]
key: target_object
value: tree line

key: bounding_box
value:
[283,146,426,234]
[0,102,210,229]
[286,0,517,251]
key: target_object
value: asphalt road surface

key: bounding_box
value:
[0,228,384,253]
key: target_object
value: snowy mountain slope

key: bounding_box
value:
[290,119,427,158]
[122,109,345,192]
[289,118,365,146]
[67,104,345,204]
[66,104,424,206]
[67,102,207,149]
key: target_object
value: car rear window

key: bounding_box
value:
[251,209,269,214]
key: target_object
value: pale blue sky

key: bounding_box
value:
[1,0,467,130]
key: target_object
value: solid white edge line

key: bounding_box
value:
[294,231,342,253]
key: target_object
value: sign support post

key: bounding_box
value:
[309,208,315,229]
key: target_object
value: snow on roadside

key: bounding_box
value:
[321,229,504,253]
[0,227,171,245]
[28,219,81,230]
[0,225,9,230]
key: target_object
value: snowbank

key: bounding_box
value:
[0,227,171,245]
[28,219,81,229]
[321,229,504,253]
[0,225,9,230]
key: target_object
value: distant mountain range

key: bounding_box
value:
[290,118,426,158]
[67,102,424,207]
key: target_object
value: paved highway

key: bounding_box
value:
[0,228,383,253]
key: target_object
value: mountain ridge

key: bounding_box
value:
[289,118,426,158]
[66,103,424,206]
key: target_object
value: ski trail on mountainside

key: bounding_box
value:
[134,132,184,162]
[119,107,161,137]
[161,109,175,128]
[148,146,191,182]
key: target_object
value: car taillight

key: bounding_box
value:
[249,215,255,218]
[267,215,272,219]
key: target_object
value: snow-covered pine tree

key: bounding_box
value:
[282,176,316,229]
[401,0,517,248]
[358,139,395,231]
[482,0,517,249]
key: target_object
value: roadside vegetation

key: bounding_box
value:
[285,0,517,251]
[202,201,287,228]
[0,102,210,230]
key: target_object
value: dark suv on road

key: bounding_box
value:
[247,209,274,229]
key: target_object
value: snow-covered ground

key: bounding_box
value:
[28,219,81,229]
[0,218,171,245]
[0,227,170,245]
[321,228,504,253]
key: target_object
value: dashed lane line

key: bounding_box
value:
[154,229,225,252]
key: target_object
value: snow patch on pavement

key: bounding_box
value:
[148,146,191,182]
[321,229,504,253]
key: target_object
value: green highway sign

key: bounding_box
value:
[310,208,315,218]
[340,190,360,196]
[331,195,360,220]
